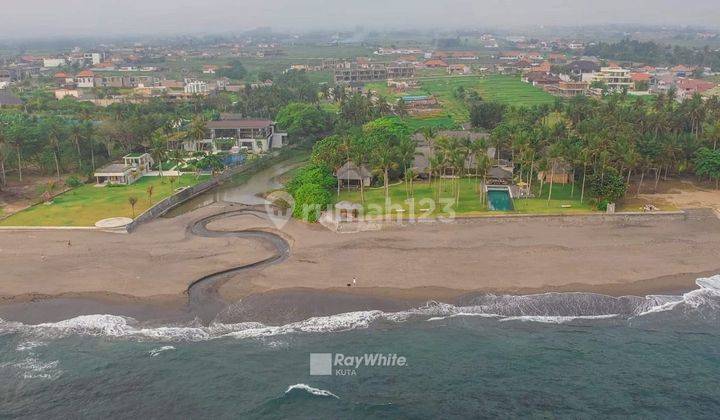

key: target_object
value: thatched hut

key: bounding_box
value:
[335,161,372,189]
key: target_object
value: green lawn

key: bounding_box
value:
[336,179,594,217]
[305,71,333,84]
[0,175,210,227]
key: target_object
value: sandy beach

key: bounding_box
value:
[2,199,720,323]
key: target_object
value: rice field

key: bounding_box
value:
[366,75,556,130]
[474,75,556,106]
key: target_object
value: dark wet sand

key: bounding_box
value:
[0,268,710,325]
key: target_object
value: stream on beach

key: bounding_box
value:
[162,158,304,217]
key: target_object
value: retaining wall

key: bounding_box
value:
[329,209,700,232]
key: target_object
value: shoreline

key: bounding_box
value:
[3,194,720,326]
[0,268,712,325]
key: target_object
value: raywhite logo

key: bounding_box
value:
[263,190,295,229]
[310,352,407,376]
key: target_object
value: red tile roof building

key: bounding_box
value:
[424,59,449,68]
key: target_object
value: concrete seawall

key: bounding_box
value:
[324,208,703,233]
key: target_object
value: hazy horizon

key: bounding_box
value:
[1,0,719,39]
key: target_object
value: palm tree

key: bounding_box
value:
[128,196,138,218]
[349,135,371,204]
[0,126,7,188]
[203,154,225,176]
[372,145,398,201]
[705,122,720,150]
[10,133,23,182]
[145,185,154,204]
[396,136,418,198]
[420,126,437,149]
[435,136,468,205]
[47,125,63,181]
[83,121,97,172]
[546,143,564,205]
[579,145,591,204]
[490,123,511,165]
[687,93,706,138]
[448,141,468,205]
[150,132,167,178]
[69,122,84,171]
[468,137,489,194]
[168,149,185,173]
[428,153,445,202]
[636,157,649,197]
[187,116,208,141]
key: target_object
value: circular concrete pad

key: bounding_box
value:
[95,217,134,228]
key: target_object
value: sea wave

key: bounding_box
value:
[149,346,175,357]
[1,275,719,341]
[498,314,619,324]
[284,384,339,399]
[1,341,61,380]
[14,357,62,380]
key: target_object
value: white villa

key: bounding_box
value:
[94,152,153,185]
[592,67,634,92]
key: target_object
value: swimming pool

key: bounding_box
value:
[487,188,514,211]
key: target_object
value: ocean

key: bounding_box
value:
[1,276,720,418]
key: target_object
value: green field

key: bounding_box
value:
[336,179,594,217]
[0,175,209,227]
[401,115,458,131]
[368,75,557,131]
[473,75,556,106]
[162,44,375,81]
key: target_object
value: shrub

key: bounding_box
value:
[286,163,335,195]
[596,199,610,212]
[292,182,332,222]
[587,168,626,205]
[66,175,84,188]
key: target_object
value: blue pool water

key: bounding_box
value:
[487,188,514,211]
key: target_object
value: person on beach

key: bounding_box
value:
[353,277,357,287]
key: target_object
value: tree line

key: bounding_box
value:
[303,89,720,215]
[0,69,329,189]
[584,38,720,71]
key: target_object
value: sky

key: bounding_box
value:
[1,0,719,38]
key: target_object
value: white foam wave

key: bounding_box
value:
[1,275,718,339]
[696,275,720,291]
[427,313,503,322]
[499,314,618,324]
[149,346,175,357]
[285,384,339,399]
[0,357,62,380]
[16,340,46,352]
[224,311,385,339]
[632,275,720,317]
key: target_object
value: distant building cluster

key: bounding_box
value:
[495,47,719,100]
[2,31,719,111]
